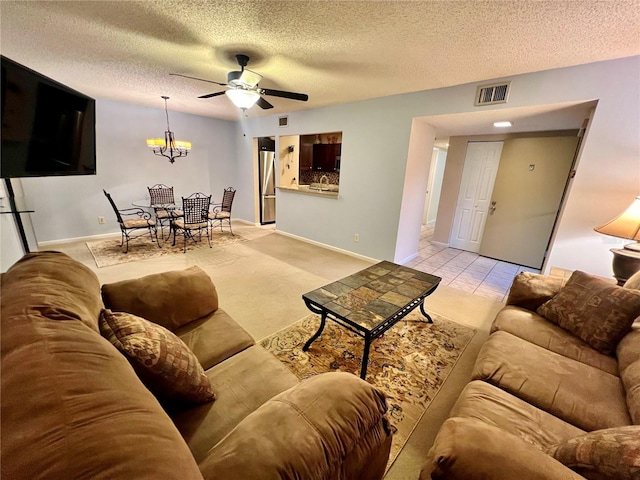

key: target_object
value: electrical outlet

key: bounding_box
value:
[354,233,360,242]
[98,216,105,224]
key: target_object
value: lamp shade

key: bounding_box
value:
[594,196,640,241]
[225,89,260,109]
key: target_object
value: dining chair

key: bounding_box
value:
[208,187,236,236]
[172,192,212,253]
[147,184,182,240]
[103,189,159,254]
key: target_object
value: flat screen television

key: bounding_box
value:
[1,55,96,178]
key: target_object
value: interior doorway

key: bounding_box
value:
[423,147,447,227]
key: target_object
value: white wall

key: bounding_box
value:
[236,56,639,278]
[19,99,235,243]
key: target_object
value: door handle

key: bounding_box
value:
[489,201,497,215]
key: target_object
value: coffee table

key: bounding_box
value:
[302,260,441,379]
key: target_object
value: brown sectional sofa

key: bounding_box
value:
[421,270,640,479]
[1,251,393,479]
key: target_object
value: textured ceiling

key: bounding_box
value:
[1,1,639,122]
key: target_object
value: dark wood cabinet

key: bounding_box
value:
[312,144,341,172]
[300,143,313,171]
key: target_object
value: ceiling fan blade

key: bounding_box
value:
[256,96,274,110]
[198,91,226,99]
[169,73,227,87]
[261,88,309,102]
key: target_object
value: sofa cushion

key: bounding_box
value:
[491,306,619,375]
[420,417,585,480]
[624,270,640,290]
[621,360,640,425]
[472,331,631,431]
[506,271,565,311]
[198,372,392,480]
[101,265,218,331]
[2,251,104,332]
[537,270,640,355]
[171,345,299,463]
[449,380,585,452]
[100,309,215,406]
[617,326,640,371]
[175,308,254,370]
[546,426,640,480]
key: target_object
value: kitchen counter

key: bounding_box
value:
[277,184,339,198]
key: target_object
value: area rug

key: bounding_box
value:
[86,232,246,268]
[259,311,476,471]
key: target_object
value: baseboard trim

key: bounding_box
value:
[38,232,121,248]
[274,230,379,263]
[395,252,418,265]
[430,240,449,248]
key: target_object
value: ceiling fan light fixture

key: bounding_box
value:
[225,89,260,110]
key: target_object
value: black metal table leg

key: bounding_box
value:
[360,334,372,380]
[419,300,433,323]
[303,313,327,351]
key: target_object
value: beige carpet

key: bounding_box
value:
[86,232,246,267]
[260,311,476,472]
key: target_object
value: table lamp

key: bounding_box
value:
[594,195,640,285]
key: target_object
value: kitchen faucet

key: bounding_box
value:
[319,175,329,191]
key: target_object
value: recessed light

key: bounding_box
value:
[493,121,513,127]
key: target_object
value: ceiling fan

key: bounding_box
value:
[170,54,309,111]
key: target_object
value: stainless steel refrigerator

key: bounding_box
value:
[259,148,276,224]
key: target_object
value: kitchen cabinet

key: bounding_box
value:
[300,143,313,171]
[312,144,341,172]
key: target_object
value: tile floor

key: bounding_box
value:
[405,226,540,302]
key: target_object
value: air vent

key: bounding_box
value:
[278,115,288,128]
[474,82,510,106]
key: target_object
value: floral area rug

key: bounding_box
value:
[259,311,476,471]
[86,231,246,268]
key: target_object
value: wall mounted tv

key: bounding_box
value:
[1,55,96,178]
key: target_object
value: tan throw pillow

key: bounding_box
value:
[99,309,215,406]
[506,271,565,311]
[537,271,640,354]
[546,426,640,480]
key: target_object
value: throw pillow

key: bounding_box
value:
[537,271,640,354]
[99,309,215,406]
[546,426,640,480]
[505,271,565,311]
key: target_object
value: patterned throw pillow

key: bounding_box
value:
[546,426,640,480]
[99,309,215,405]
[537,271,640,355]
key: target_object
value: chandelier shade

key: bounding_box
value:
[146,96,191,164]
[225,89,260,110]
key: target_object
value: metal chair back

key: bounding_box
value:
[148,184,176,206]
[220,187,236,213]
[182,193,211,226]
[103,190,123,224]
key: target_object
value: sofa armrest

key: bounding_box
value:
[420,417,585,480]
[505,272,566,311]
[198,372,393,480]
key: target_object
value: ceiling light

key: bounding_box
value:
[146,96,191,164]
[225,89,260,110]
[493,121,513,128]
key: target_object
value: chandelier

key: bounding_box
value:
[146,96,191,164]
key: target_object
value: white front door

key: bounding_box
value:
[450,141,503,252]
